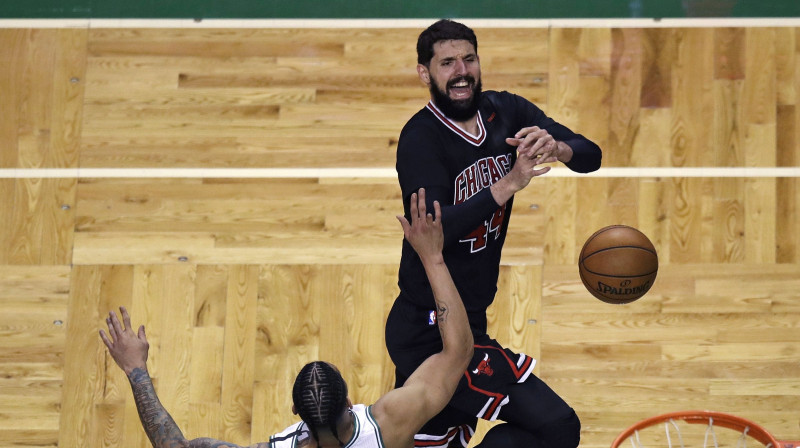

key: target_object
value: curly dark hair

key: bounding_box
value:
[291,361,349,446]
[417,19,478,66]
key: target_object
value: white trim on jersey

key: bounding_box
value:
[516,354,537,383]
[363,406,386,448]
[459,424,475,447]
[414,427,460,447]
[489,395,510,421]
[476,396,495,419]
[415,424,471,448]
[268,420,308,447]
[425,101,486,147]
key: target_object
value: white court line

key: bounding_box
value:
[1,167,799,179]
[1,18,800,29]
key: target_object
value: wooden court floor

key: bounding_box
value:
[1,24,799,447]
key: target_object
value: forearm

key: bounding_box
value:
[546,118,601,173]
[421,256,473,364]
[489,175,521,207]
[417,187,499,246]
[562,137,602,173]
[128,367,189,448]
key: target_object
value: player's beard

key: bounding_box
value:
[430,75,482,121]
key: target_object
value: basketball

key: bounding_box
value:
[578,225,658,304]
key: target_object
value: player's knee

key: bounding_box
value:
[475,423,528,447]
[476,411,580,448]
[540,409,581,448]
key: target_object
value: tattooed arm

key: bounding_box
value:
[100,307,270,448]
[370,189,474,447]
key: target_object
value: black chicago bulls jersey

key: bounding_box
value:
[396,90,601,316]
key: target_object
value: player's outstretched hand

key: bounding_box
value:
[397,188,443,263]
[99,306,149,375]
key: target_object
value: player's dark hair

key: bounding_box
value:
[292,361,349,446]
[417,19,478,66]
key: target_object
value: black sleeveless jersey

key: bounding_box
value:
[395,90,601,316]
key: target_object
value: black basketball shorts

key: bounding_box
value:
[385,298,537,447]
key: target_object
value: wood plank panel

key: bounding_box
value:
[744,178,777,262]
[542,177,579,265]
[712,177,745,261]
[744,28,777,128]
[72,178,404,264]
[7,178,45,264]
[79,28,429,169]
[0,29,86,170]
[87,28,350,58]
[16,29,57,170]
[776,178,798,262]
[3,177,75,265]
[0,30,24,168]
[48,29,87,169]
[641,28,675,109]
[671,28,715,167]
[39,179,77,265]
[777,104,797,167]
[0,265,69,448]
[548,28,582,132]
[713,78,745,166]
[254,265,320,437]
[608,28,642,166]
[714,27,745,80]
[220,265,257,444]
[0,180,12,265]
[158,265,196,436]
[58,265,103,448]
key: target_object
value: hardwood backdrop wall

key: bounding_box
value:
[0,24,798,448]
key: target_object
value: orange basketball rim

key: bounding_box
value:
[611,410,800,448]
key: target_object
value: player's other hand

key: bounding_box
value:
[99,306,149,376]
[397,188,443,263]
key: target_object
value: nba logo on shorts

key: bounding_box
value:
[428,310,437,325]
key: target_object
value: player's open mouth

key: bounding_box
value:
[447,78,473,99]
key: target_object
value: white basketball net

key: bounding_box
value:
[624,417,772,448]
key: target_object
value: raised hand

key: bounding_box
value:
[397,188,443,263]
[99,306,149,376]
